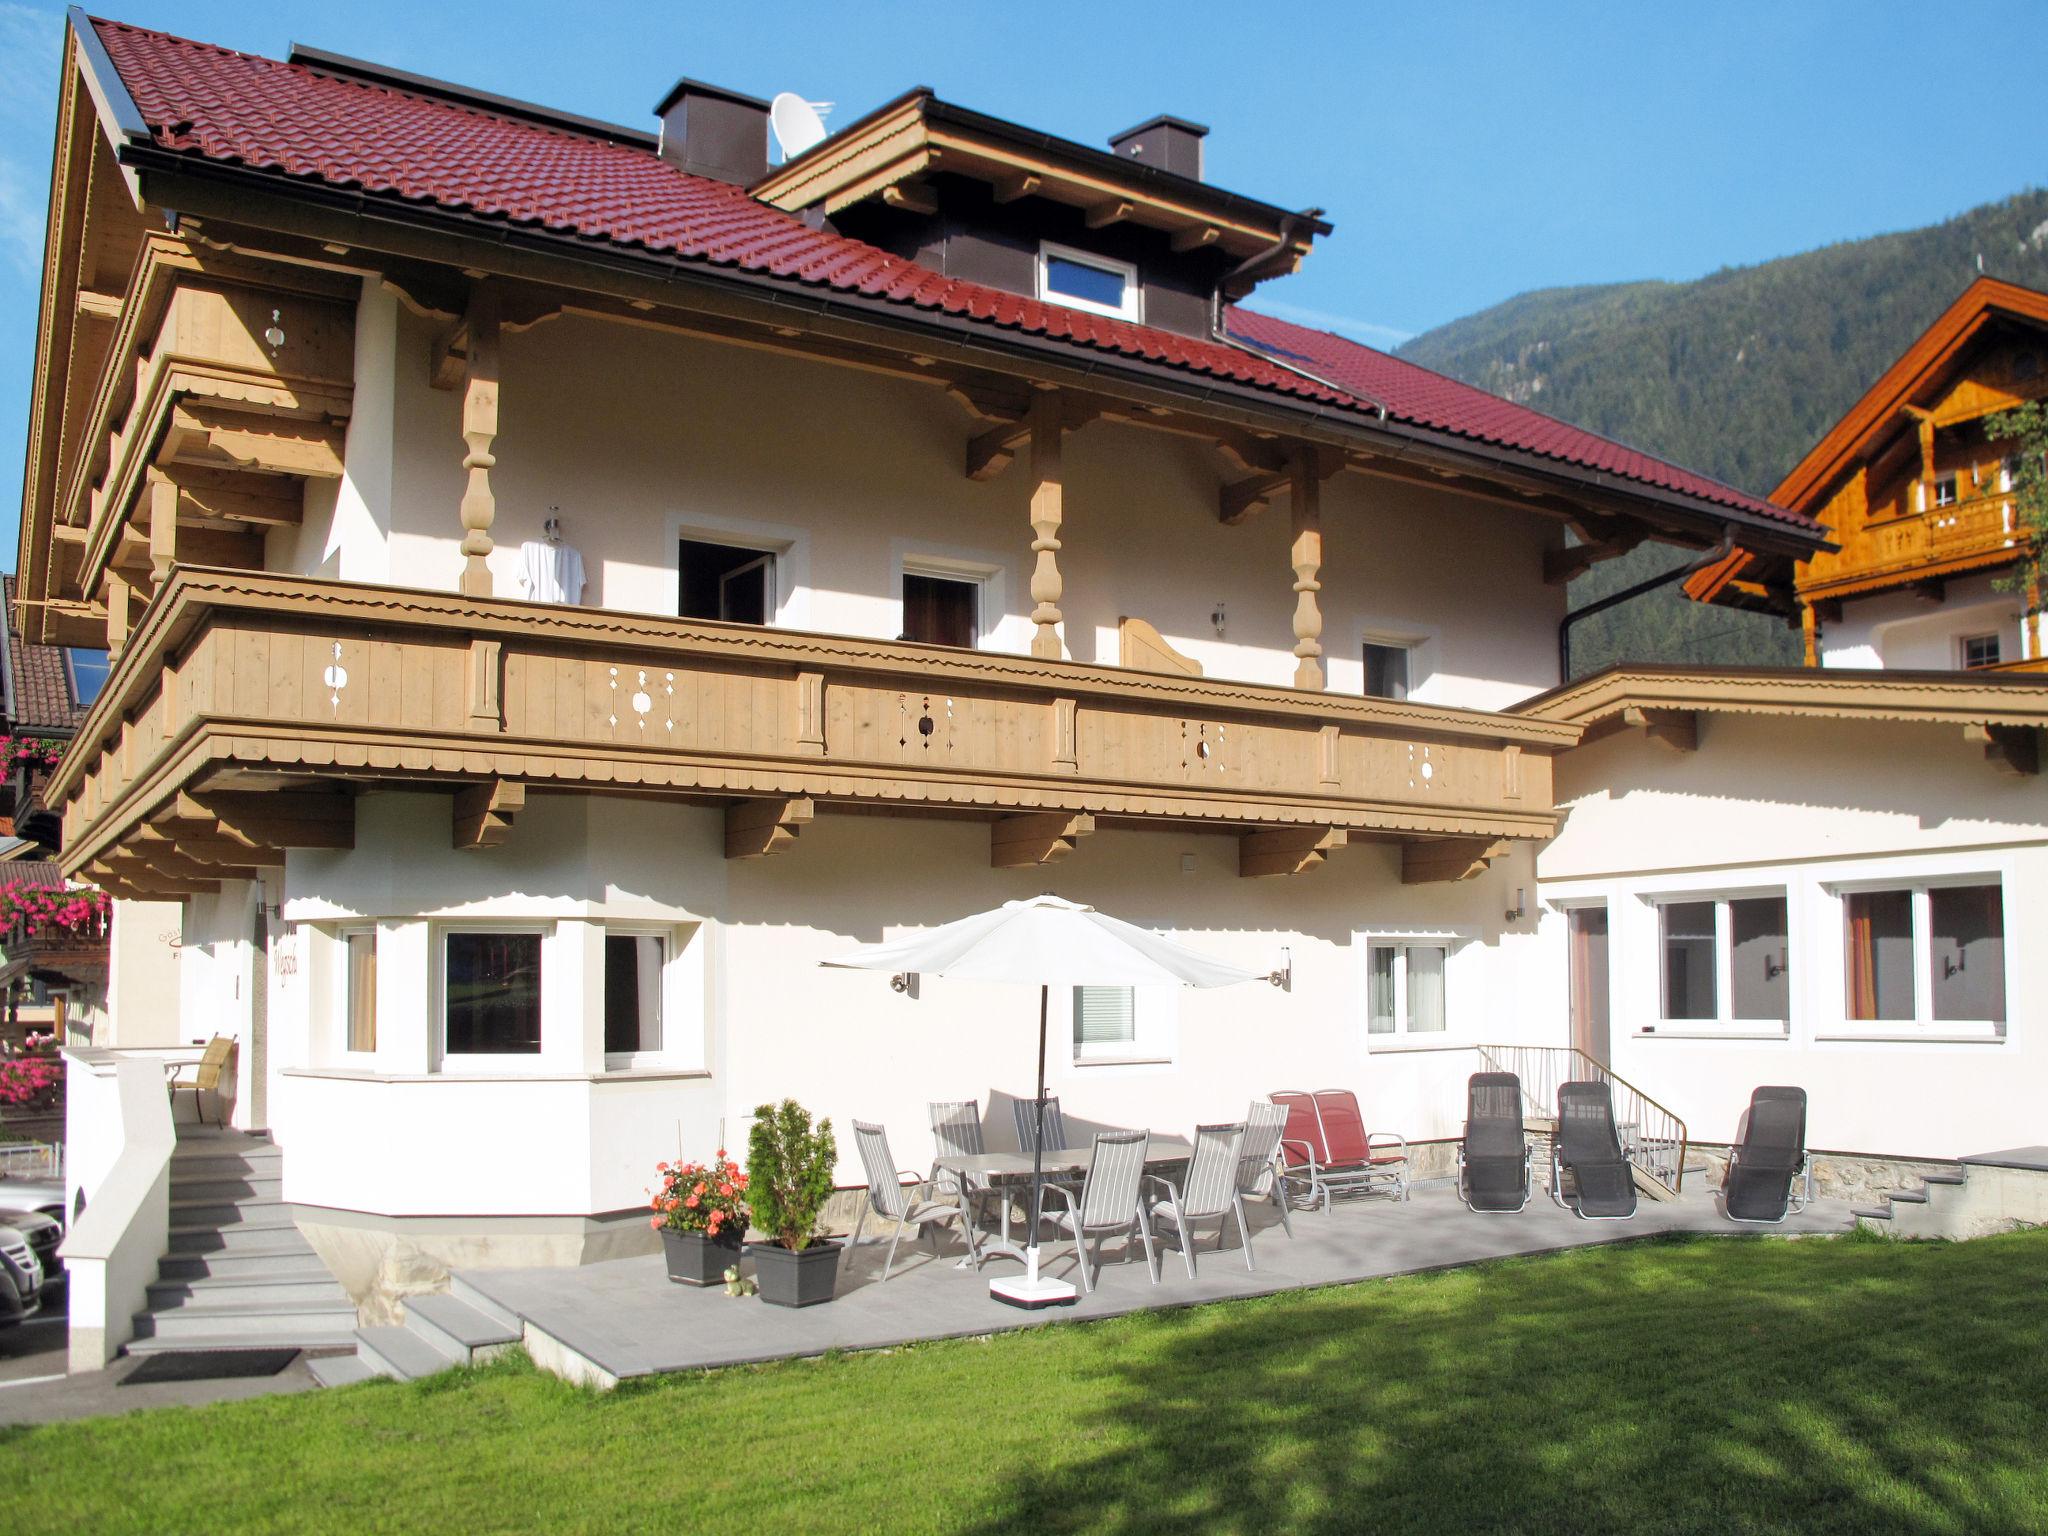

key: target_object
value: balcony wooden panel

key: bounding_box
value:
[50,571,1578,885]
[1801,489,2028,602]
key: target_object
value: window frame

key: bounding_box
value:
[899,562,987,649]
[1035,241,1140,323]
[1959,632,2003,670]
[1362,639,1413,702]
[1065,983,1177,1069]
[338,924,378,1057]
[1928,473,1959,510]
[433,922,550,1071]
[1644,890,1791,1038]
[601,923,678,1071]
[1826,875,2008,1042]
[64,649,111,708]
[1359,931,1466,1052]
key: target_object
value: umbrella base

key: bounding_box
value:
[990,1274,1079,1308]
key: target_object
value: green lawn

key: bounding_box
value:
[9,1229,2048,1535]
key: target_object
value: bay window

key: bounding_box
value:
[443,930,543,1057]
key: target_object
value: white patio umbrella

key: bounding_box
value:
[822,894,1267,1306]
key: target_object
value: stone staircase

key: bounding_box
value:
[1853,1148,2048,1240]
[307,1276,522,1387]
[126,1126,357,1359]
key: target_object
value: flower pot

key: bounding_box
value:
[661,1228,743,1287]
[745,1239,842,1308]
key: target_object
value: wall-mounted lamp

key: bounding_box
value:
[890,972,920,999]
[1211,601,1228,638]
[1504,887,1526,922]
[1268,946,1292,991]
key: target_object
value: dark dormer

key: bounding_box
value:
[750,91,1329,339]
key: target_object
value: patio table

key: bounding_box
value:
[934,1135,1193,1269]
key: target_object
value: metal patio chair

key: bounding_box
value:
[1551,1080,1638,1220]
[847,1120,977,1281]
[1458,1072,1533,1213]
[165,1036,237,1126]
[1272,1088,1409,1213]
[1236,1100,1294,1239]
[1722,1085,1812,1225]
[1037,1129,1159,1294]
[928,1099,1000,1239]
[1148,1121,1254,1277]
[1011,1094,1069,1157]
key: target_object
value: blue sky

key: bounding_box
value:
[2,2,2045,558]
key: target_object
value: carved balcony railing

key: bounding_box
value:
[48,569,1580,896]
[0,905,111,991]
[1802,489,2031,600]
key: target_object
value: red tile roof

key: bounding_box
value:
[0,577,86,735]
[90,17,1811,534]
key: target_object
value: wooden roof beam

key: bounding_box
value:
[1966,723,2038,777]
[1401,837,1509,886]
[453,779,524,849]
[991,172,1041,205]
[1220,469,1289,525]
[991,812,1094,869]
[1240,826,1345,878]
[882,182,939,216]
[1084,199,1134,230]
[726,796,813,859]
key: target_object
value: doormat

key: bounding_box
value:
[121,1348,301,1385]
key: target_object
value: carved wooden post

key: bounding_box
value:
[103,570,133,659]
[2028,576,2042,662]
[147,470,178,583]
[1027,391,1065,660]
[1800,601,1819,668]
[459,285,502,598]
[1289,447,1324,690]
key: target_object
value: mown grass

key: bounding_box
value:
[7,1228,2047,1535]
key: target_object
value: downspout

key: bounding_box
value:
[1207,213,1390,421]
[1557,529,1734,682]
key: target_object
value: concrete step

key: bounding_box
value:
[357,1325,461,1383]
[166,1197,291,1227]
[169,1211,302,1252]
[1852,1206,1893,1221]
[166,1174,283,1204]
[159,1246,328,1282]
[448,1273,524,1335]
[124,1331,326,1358]
[405,1293,519,1364]
[146,1273,350,1310]
[171,1142,283,1168]
[1923,1172,1967,1186]
[1890,1189,1929,1205]
[306,1352,378,1389]
[129,1301,358,1348]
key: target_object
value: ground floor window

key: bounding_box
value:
[1367,942,1447,1037]
[604,932,666,1058]
[1070,985,1172,1065]
[1844,882,2004,1032]
[443,931,543,1056]
[1655,893,1789,1029]
[343,928,377,1053]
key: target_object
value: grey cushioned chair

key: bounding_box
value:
[1237,1100,1294,1239]
[1551,1080,1638,1220]
[848,1120,976,1281]
[1037,1129,1158,1294]
[1149,1121,1254,1277]
[1722,1086,1812,1224]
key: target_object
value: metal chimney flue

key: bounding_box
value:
[1108,115,1208,181]
[655,78,772,185]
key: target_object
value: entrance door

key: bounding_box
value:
[1567,906,1611,1063]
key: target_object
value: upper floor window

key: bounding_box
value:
[65,649,110,708]
[1841,881,2004,1035]
[678,539,773,626]
[1363,641,1412,701]
[901,572,980,648]
[1929,474,1959,510]
[1961,633,2003,670]
[1656,894,1789,1031]
[1037,243,1139,323]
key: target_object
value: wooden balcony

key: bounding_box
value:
[48,569,1577,896]
[0,906,111,990]
[1800,490,2030,602]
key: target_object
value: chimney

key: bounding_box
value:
[655,78,771,185]
[1108,115,1208,181]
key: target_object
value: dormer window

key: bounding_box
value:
[1037,242,1139,322]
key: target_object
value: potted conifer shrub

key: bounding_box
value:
[650,1150,750,1285]
[744,1099,841,1307]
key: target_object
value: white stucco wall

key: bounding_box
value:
[268,789,1556,1218]
[99,898,184,1048]
[1821,571,2035,670]
[351,308,1566,711]
[1542,713,2048,1159]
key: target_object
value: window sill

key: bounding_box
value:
[1633,1028,1789,1042]
[284,1066,714,1084]
[1364,1037,1469,1054]
[1071,1056,1173,1069]
[1814,1031,2007,1046]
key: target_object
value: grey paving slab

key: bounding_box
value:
[1959,1146,2048,1172]
[460,1184,1852,1384]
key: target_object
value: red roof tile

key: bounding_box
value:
[90,17,1812,534]
[0,577,85,734]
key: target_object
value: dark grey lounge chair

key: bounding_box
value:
[1552,1080,1637,1220]
[1458,1072,1531,1213]
[1722,1086,1811,1225]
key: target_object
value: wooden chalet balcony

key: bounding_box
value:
[1801,490,2029,601]
[48,570,1577,896]
[0,906,111,991]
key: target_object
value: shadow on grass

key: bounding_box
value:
[959,1231,2048,1536]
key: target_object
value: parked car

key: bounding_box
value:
[0,1175,65,1298]
[0,1222,44,1325]
[0,1172,65,1226]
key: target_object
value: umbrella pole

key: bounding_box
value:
[992,983,1074,1307]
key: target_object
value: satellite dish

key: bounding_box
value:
[770,93,830,161]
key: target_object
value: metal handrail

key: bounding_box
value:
[1474,1044,1689,1195]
